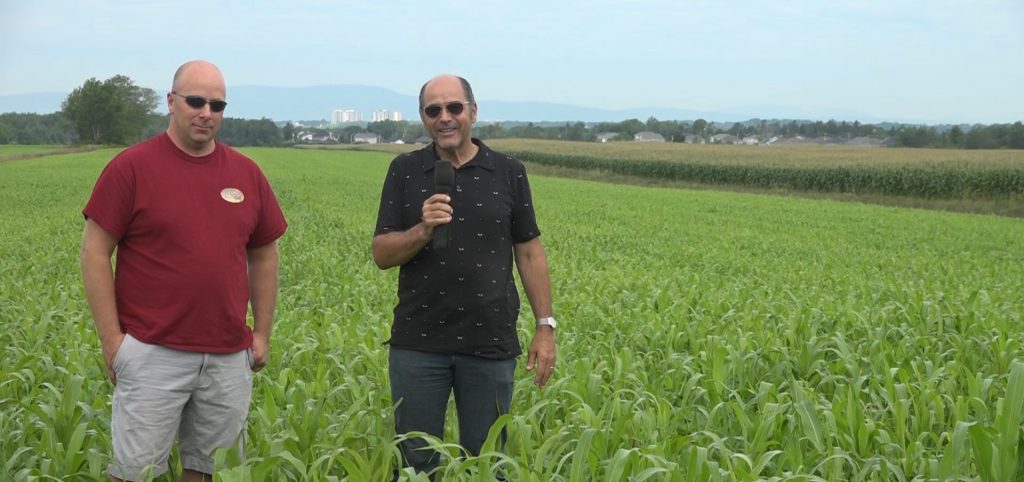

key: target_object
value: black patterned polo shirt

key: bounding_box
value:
[374,138,541,359]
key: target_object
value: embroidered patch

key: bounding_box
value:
[220,188,244,203]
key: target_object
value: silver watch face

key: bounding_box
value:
[537,317,557,329]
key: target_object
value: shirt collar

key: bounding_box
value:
[420,138,495,172]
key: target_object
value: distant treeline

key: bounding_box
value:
[2,111,1022,149]
[0,112,285,148]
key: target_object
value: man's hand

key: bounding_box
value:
[525,326,557,388]
[101,332,126,384]
[251,332,270,371]
[421,194,452,230]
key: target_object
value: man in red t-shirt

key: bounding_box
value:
[81,60,287,482]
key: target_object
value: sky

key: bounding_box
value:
[1,0,1022,124]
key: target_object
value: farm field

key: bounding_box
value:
[335,139,1024,216]
[0,144,72,159]
[0,145,101,163]
[487,139,1024,169]
[2,147,1024,481]
[485,140,1024,201]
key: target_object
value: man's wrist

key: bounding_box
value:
[536,316,557,330]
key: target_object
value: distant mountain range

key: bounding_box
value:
[0,84,909,124]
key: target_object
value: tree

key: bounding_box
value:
[1008,122,1024,149]
[692,118,708,139]
[282,122,295,143]
[0,112,76,144]
[948,125,964,147]
[367,119,406,143]
[219,117,282,147]
[619,118,645,137]
[475,122,507,140]
[559,122,589,141]
[61,75,158,145]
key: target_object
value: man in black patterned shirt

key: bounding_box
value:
[372,74,558,478]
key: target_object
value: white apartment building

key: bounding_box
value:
[331,109,362,124]
[372,109,403,122]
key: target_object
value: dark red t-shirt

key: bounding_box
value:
[83,133,287,352]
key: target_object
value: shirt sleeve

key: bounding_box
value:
[509,160,541,243]
[247,170,288,249]
[374,156,406,236]
[82,155,135,240]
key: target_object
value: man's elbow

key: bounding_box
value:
[371,240,391,270]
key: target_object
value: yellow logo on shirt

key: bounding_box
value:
[220,188,244,203]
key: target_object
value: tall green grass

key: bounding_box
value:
[1,147,1023,480]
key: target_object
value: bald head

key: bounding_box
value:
[172,60,225,94]
[419,75,474,109]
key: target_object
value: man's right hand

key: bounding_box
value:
[101,332,126,384]
[421,194,453,230]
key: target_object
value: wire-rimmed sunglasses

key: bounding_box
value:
[422,101,472,119]
[171,92,228,113]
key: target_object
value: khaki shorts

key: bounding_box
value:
[108,333,253,480]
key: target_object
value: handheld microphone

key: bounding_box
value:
[432,160,455,250]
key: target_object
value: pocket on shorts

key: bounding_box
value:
[111,333,136,373]
[246,347,255,371]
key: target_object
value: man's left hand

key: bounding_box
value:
[526,326,557,388]
[251,333,270,372]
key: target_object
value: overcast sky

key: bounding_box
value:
[1,0,1021,124]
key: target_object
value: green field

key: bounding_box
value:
[333,140,1024,217]
[0,145,98,162]
[482,140,1024,201]
[2,147,1024,481]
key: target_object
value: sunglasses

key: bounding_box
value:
[423,101,472,119]
[171,92,228,113]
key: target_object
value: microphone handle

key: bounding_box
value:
[433,224,449,249]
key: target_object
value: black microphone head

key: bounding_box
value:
[434,160,455,194]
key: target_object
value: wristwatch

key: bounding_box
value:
[536,317,557,330]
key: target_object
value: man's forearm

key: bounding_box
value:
[81,221,122,345]
[372,224,432,269]
[248,244,280,337]
[82,253,122,342]
[515,239,554,319]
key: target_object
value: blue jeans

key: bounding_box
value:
[389,347,516,476]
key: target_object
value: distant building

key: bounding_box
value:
[353,132,380,144]
[372,109,403,122]
[710,133,740,144]
[296,130,338,144]
[633,131,666,142]
[596,132,619,143]
[331,109,361,124]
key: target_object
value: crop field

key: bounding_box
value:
[2,147,1024,481]
[483,140,1024,200]
[485,139,1024,169]
[0,144,79,161]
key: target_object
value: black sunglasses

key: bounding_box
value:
[423,101,472,119]
[171,92,228,113]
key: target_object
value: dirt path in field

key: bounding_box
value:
[0,146,104,162]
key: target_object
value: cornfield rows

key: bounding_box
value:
[488,139,1024,199]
